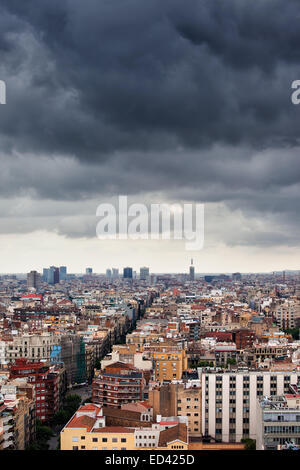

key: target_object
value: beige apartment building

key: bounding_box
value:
[273,299,300,330]
[149,381,202,438]
[3,332,59,364]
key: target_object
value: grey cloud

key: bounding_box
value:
[0,1,299,251]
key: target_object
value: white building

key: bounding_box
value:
[200,368,300,443]
[256,394,300,450]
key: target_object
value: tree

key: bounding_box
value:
[52,410,70,426]
[36,422,53,441]
[226,358,237,367]
[26,420,53,451]
[241,438,256,450]
[284,327,299,340]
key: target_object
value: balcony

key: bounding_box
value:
[2,440,14,449]
[3,425,15,433]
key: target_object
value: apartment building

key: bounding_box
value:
[256,394,300,450]
[273,299,300,330]
[9,358,63,423]
[101,344,152,371]
[61,423,135,450]
[92,362,145,408]
[152,347,187,382]
[60,403,188,450]
[253,344,289,364]
[60,403,135,450]
[201,368,300,443]
[149,380,201,437]
[215,343,237,367]
[0,394,35,450]
[3,332,59,363]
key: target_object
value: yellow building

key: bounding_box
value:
[152,348,187,381]
[60,404,135,450]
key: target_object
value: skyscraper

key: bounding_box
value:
[189,259,195,281]
[123,267,133,279]
[106,269,112,278]
[47,266,60,284]
[27,270,41,290]
[42,268,49,282]
[112,268,119,278]
[59,266,67,281]
[86,267,93,274]
[140,266,150,280]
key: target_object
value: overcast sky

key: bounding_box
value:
[0,0,300,274]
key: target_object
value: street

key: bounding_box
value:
[66,384,92,403]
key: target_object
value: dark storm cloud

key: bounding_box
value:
[1,0,300,157]
[0,0,299,248]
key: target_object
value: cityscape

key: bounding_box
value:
[0,264,299,451]
[1,0,300,460]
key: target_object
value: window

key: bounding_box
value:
[112,438,118,443]
[102,438,107,442]
[92,438,98,442]
[72,446,79,450]
[72,437,79,442]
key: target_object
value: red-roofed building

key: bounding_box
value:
[9,358,62,423]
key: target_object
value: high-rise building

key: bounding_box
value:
[201,369,300,443]
[47,268,54,284]
[189,259,195,281]
[42,268,49,282]
[112,268,119,278]
[59,266,67,281]
[140,267,150,281]
[43,266,59,284]
[27,270,41,290]
[106,268,112,278]
[123,267,133,279]
[86,267,93,274]
[232,272,242,281]
[49,266,60,284]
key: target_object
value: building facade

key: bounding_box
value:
[201,369,300,443]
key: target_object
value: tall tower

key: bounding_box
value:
[140,266,150,281]
[27,270,41,290]
[123,267,133,279]
[189,258,195,281]
[59,266,67,281]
